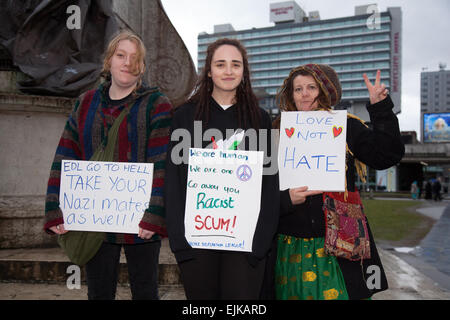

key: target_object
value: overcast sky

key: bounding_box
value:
[161,0,450,139]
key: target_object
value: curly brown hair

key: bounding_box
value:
[276,67,331,113]
[273,67,331,129]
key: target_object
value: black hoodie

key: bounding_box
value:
[164,97,279,267]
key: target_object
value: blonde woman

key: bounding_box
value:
[44,30,172,299]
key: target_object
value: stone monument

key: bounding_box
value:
[0,0,196,248]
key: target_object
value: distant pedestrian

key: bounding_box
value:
[44,30,173,300]
[425,180,433,200]
[418,181,424,199]
[410,181,419,200]
[433,178,442,201]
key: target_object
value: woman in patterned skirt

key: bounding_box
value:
[271,64,404,300]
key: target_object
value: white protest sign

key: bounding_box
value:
[184,148,264,252]
[278,110,347,191]
[59,160,153,233]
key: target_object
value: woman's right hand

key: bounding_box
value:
[289,186,323,205]
[49,224,69,235]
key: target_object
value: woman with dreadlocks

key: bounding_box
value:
[164,38,279,299]
[271,64,404,300]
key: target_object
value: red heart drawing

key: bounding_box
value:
[285,127,295,138]
[333,126,343,138]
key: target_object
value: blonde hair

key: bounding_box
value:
[102,30,146,88]
[433,118,447,130]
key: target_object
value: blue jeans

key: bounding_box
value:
[85,241,161,300]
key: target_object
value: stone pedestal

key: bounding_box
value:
[0,0,196,248]
[0,91,73,248]
[0,196,56,248]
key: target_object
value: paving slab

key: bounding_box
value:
[1,222,449,300]
[1,247,449,300]
[0,282,186,300]
[373,249,450,300]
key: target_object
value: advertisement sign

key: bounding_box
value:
[270,1,302,23]
[423,113,450,142]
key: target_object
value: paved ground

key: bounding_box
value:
[410,200,450,285]
[1,246,449,300]
[0,282,186,300]
[374,199,450,292]
[1,199,449,300]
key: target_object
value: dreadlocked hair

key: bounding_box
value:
[188,38,261,129]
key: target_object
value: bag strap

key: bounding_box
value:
[323,190,362,205]
[90,106,130,162]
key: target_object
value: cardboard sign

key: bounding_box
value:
[59,160,153,233]
[278,110,347,191]
[184,148,264,252]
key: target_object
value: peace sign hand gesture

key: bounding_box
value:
[363,70,389,105]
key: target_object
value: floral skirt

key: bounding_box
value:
[275,235,349,300]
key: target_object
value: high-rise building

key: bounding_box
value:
[421,63,450,143]
[197,1,402,121]
[421,64,450,114]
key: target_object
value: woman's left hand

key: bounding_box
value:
[138,228,155,240]
[363,70,389,105]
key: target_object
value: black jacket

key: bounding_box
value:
[278,95,405,238]
[165,98,279,267]
[276,95,405,299]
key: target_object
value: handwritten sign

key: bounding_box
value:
[184,148,263,252]
[59,160,153,233]
[278,110,347,191]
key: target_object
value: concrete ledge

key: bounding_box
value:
[0,196,57,248]
[1,245,450,299]
[0,239,181,285]
[0,282,186,300]
[0,92,74,114]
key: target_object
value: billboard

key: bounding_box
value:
[423,113,450,142]
[270,1,304,23]
[376,167,397,192]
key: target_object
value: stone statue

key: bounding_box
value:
[0,0,196,106]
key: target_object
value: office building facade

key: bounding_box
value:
[197,2,402,121]
[420,64,450,143]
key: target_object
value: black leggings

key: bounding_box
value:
[85,241,161,300]
[178,249,266,300]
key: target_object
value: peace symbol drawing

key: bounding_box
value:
[236,164,252,182]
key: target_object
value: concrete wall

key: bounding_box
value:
[0,91,74,247]
[0,107,70,195]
